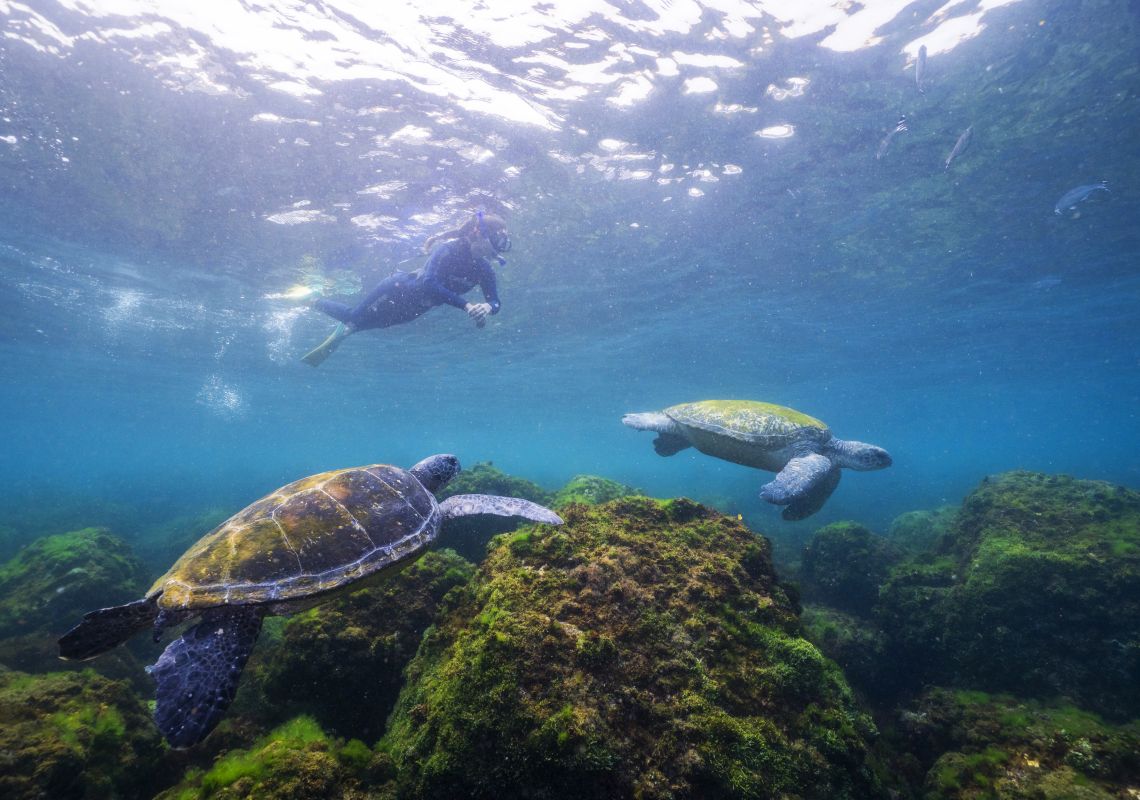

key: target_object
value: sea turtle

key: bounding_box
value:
[623,400,891,520]
[58,454,562,748]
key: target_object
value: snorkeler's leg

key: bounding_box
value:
[302,322,353,367]
[311,298,355,324]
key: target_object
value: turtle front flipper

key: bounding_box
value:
[58,597,158,661]
[148,606,264,748]
[622,412,691,456]
[440,494,563,526]
[760,453,838,517]
[781,465,841,521]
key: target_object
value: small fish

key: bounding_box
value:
[1031,276,1061,290]
[1054,181,1109,215]
[876,115,907,160]
[944,125,972,171]
[916,45,927,93]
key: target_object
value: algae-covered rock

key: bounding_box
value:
[887,506,957,554]
[0,668,165,800]
[434,463,554,562]
[894,688,1140,799]
[382,497,885,799]
[0,528,149,639]
[259,550,475,741]
[878,472,1140,717]
[550,474,640,508]
[799,521,901,617]
[801,604,897,700]
[156,715,382,800]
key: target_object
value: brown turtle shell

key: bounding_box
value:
[149,464,439,610]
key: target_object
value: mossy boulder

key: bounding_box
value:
[258,550,476,741]
[550,474,640,508]
[799,522,901,617]
[893,688,1140,799]
[381,497,886,799]
[887,506,957,554]
[0,528,149,639]
[801,605,897,700]
[0,668,165,800]
[156,716,383,800]
[435,463,553,562]
[877,472,1140,717]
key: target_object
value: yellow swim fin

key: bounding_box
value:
[301,323,350,367]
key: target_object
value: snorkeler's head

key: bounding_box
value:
[475,210,511,254]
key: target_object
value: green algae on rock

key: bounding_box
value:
[155,715,383,800]
[0,668,165,800]
[894,688,1140,799]
[550,474,640,508]
[258,549,476,741]
[877,471,1140,718]
[799,521,901,617]
[381,497,886,799]
[886,506,957,554]
[0,527,149,639]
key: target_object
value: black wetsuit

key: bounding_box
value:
[313,238,501,330]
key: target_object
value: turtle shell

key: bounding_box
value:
[666,400,830,467]
[149,464,439,610]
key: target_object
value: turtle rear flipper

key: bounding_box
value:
[440,494,563,526]
[148,606,264,749]
[58,598,157,661]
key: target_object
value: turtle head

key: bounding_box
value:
[828,440,892,471]
[410,454,461,493]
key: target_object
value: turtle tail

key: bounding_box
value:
[58,597,158,661]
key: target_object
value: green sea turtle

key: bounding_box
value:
[623,400,891,520]
[58,454,561,748]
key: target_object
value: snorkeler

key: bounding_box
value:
[298,211,511,366]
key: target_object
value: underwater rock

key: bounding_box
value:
[550,473,640,508]
[799,521,901,617]
[878,471,1140,718]
[155,715,381,800]
[886,506,957,553]
[0,668,165,800]
[892,688,1140,799]
[0,527,149,640]
[434,462,554,562]
[801,604,898,701]
[381,497,886,799]
[257,550,476,742]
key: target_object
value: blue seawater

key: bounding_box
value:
[0,0,1136,554]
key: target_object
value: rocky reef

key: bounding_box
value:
[891,688,1140,798]
[380,497,885,799]
[256,550,475,741]
[0,527,149,640]
[549,474,640,508]
[877,471,1140,718]
[0,668,165,800]
[798,521,901,617]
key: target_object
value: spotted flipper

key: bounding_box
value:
[147,606,263,748]
[653,434,691,456]
[781,465,841,521]
[58,597,158,661]
[760,453,837,519]
[440,494,563,526]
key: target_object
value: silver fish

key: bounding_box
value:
[916,45,927,93]
[944,125,972,171]
[876,115,907,160]
[1054,181,1109,215]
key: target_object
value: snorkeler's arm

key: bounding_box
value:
[421,243,470,310]
[477,259,501,315]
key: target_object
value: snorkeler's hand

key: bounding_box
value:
[465,302,492,322]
